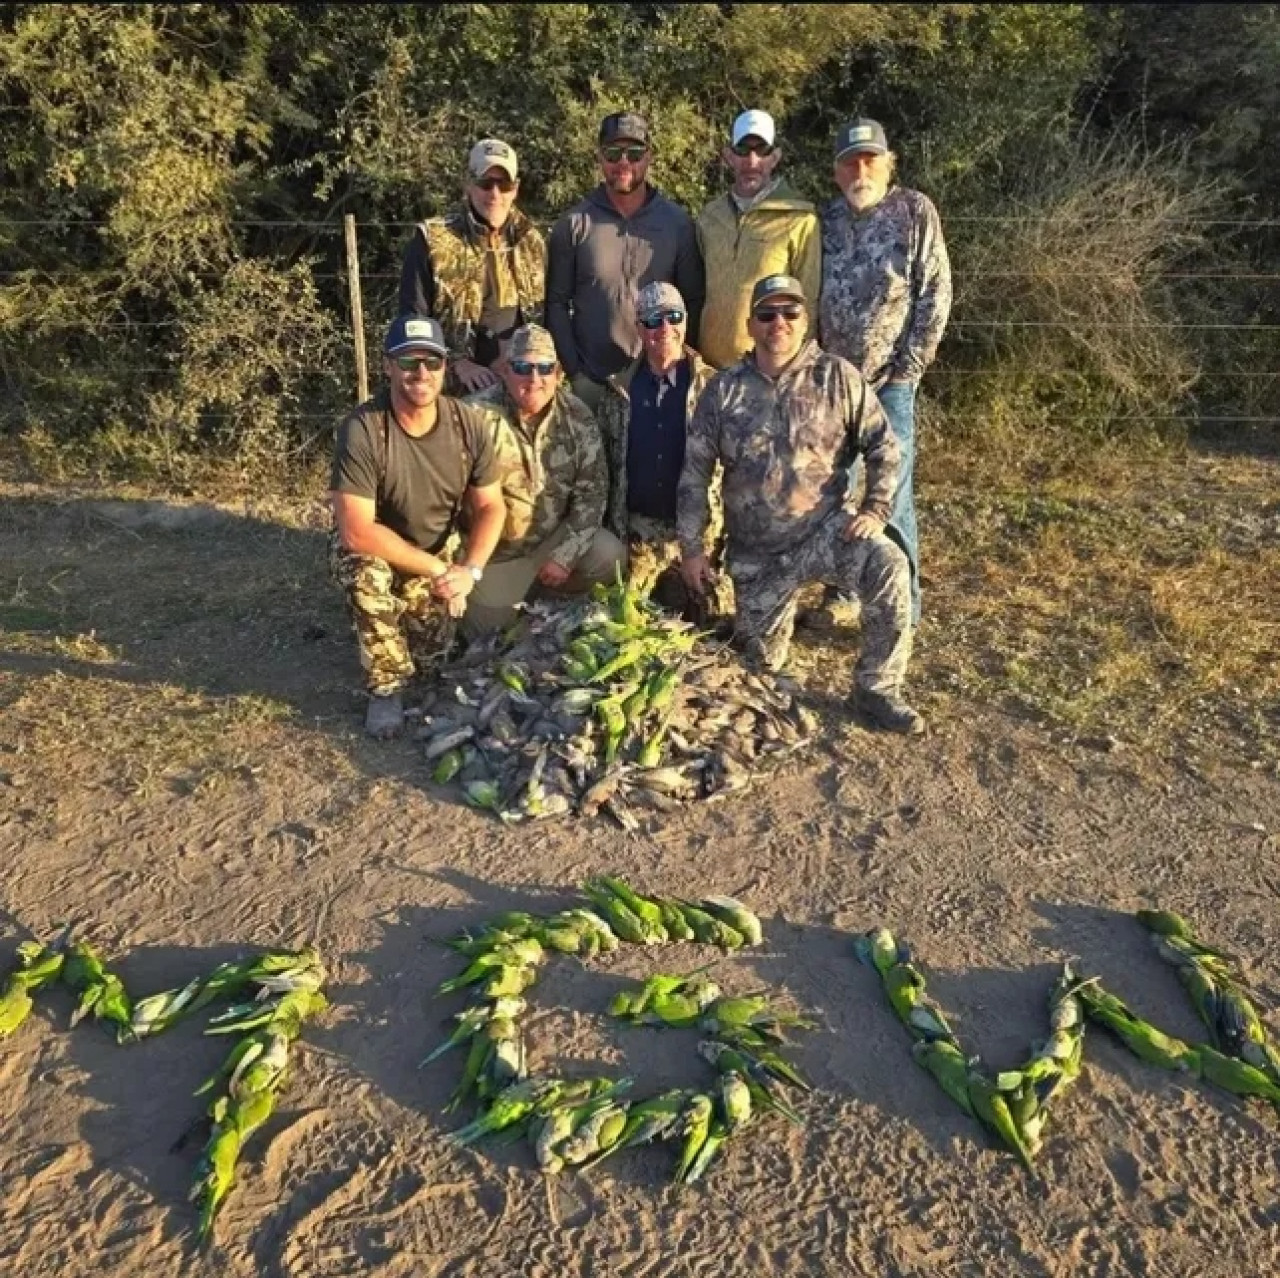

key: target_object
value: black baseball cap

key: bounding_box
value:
[834,118,889,160]
[599,112,651,147]
[750,274,806,310]
[384,314,447,357]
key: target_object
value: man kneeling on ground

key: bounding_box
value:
[677,274,924,735]
[329,314,506,739]
[462,323,625,634]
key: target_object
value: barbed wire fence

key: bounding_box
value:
[1,214,1277,448]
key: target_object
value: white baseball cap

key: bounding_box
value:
[731,109,776,148]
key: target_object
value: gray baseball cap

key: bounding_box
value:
[834,118,889,159]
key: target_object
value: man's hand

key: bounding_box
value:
[537,560,572,589]
[680,552,716,597]
[431,564,478,603]
[452,358,500,393]
[844,512,886,541]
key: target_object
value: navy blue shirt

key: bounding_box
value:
[625,360,691,523]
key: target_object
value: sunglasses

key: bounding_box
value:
[510,359,557,377]
[393,353,446,372]
[601,144,648,164]
[753,304,804,324]
[732,139,775,157]
[639,308,685,330]
[473,175,516,192]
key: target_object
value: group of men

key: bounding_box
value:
[330,108,952,742]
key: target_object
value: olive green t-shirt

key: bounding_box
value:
[330,391,500,553]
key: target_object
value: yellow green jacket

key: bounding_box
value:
[695,179,821,370]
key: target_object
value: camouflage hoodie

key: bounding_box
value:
[399,201,547,361]
[695,178,821,369]
[596,345,715,541]
[463,382,608,571]
[677,339,899,559]
[818,186,951,388]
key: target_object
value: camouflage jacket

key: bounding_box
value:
[401,202,547,361]
[463,382,608,570]
[677,339,899,559]
[597,346,718,543]
[818,186,951,388]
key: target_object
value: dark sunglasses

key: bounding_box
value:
[732,139,775,157]
[639,308,685,330]
[601,144,648,164]
[510,359,557,377]
[393,353,446,372]
[473,175,516,193]
[753,304,804,324]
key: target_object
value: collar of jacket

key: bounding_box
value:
[459,199,532,246]
[722,177,815,215]
[746,338,821,384]
[586,182,659,218]
[605,345,704,401]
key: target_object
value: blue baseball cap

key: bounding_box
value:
[834,118,889,160]
[385,314,447,357]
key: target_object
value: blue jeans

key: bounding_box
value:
[850,381,919,625]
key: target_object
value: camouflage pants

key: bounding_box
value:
[626,513,733,625]
[328,529,456,695]
[728,518,912,695]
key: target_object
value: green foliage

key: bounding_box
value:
[0,2,1272,482]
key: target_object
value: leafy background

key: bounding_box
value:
[1,3,1276,484]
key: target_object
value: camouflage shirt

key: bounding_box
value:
[677,340,899,559]
[818,186,952,388]
[463,382,608,570]
[399,202,547,362]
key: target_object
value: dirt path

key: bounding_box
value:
[2,474,1278,1276]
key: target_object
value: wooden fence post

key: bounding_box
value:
[343,213,369,402]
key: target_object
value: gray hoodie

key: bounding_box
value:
[545,184,705,384]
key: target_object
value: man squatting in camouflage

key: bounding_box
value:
[462,324,625,633]
[329,315,506,738]
[596,281,730,622]
[398,138,547,396]
[819,118,951,627]
[678,273,924,735]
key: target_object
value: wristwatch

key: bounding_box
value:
[462,563,484,583]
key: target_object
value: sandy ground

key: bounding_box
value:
[2,485,1279,1277]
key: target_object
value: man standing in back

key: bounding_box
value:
[398,138,546,394]
[819,118,951,627]
[545,111,705,412]
[696,108,820,371]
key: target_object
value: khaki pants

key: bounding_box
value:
[462,525,627,636]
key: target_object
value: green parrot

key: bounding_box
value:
[129,976,206,1040]
[590,876,668,932]
[444,1033,491,1114]
[698,897,764,947]
[418,996,526,1066]
[1079,985,1197,1071]
[615,1090,690,1149]
[561,1102,630,1166]
[578,889,650,945]
[856,927,909,977]
[719,1072,753,1132]
[677,902,746,950]
[478,963,539,1000]
[1194,1045,1280,1105]
[967,1067,1036,1172]
[681,1115,730,1185]
[448,1078,565,1146]
[671,1094,714,1184]
[638,985,723,1029]
[532,1107,576,1173]
[0,942,65,1037]
[656,898,695,942]
[697,1041,804,1122]
[61,941,134,1040]
[437,938,544,994]
[912,1039,978,1118]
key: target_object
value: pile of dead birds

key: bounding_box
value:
[418,578,819,827]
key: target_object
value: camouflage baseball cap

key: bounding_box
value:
[750,274,806,310]
[634,281,685,320]
[834,118,889,160]
[507,324,558,364]
[468,138,518,180]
